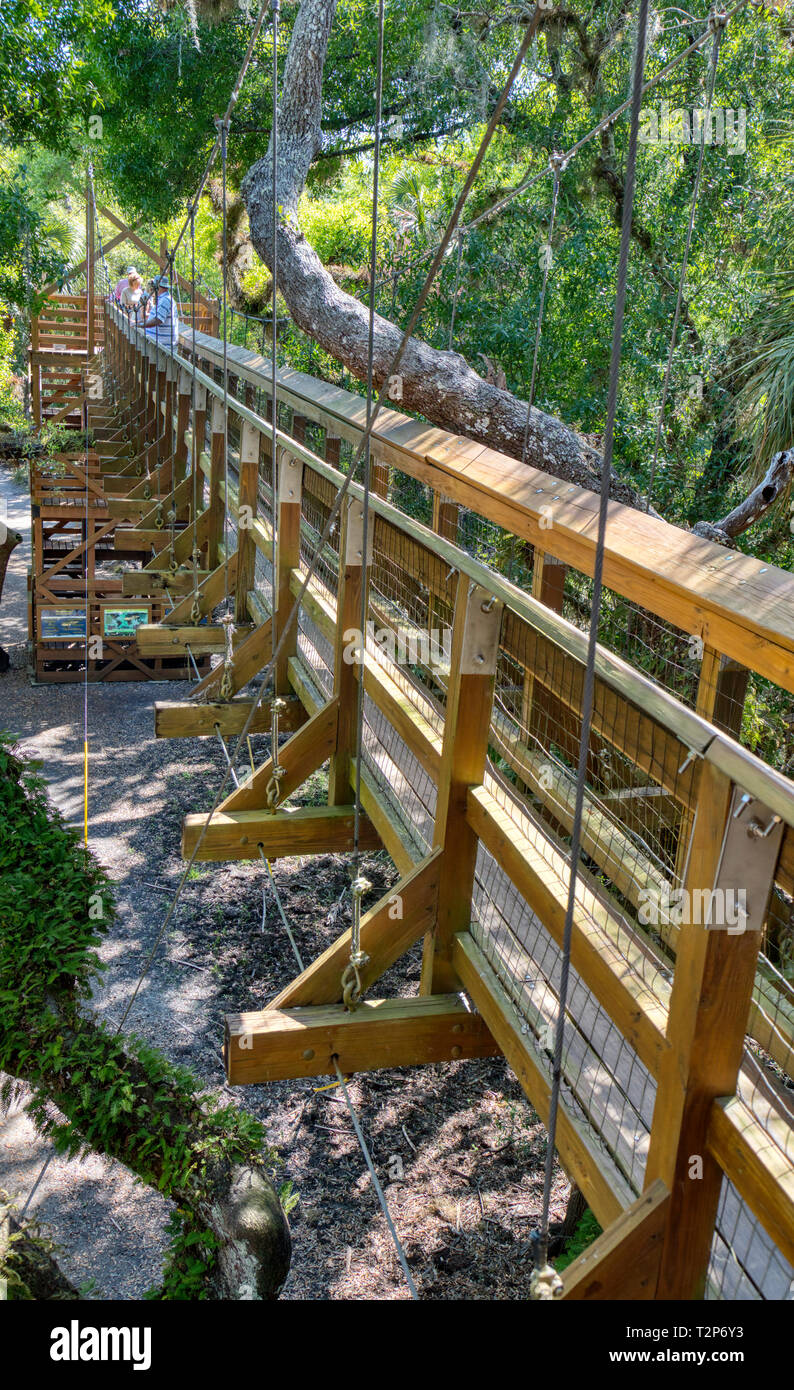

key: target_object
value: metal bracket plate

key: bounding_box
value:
[278,451,303,505]
[461,584,503,676]
[711,787,785,935]
[344,498,373,566]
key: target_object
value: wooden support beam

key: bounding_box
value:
[452,933,632,1226]
[218,697,339,812]
[421,577,502,995]
[144,508,210,571]
[271,849,442,1009]
[154,696,306,740]
[136,623,246,656]
[122,569,210,596]
[188,616,272,700]
[561,1180,670,1300]
[236,419,261,624]
[328,496,370,804]
[162,551,239,625]
[115,527,179,554]
[274,449,302,694]
[224,993,499,1085]
[645,763,780,1299]
[181,803,380,863]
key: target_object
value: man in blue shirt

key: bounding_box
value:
[144,275,180,347]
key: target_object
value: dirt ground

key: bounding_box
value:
[0,462,567,1301]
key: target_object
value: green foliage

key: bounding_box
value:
[298,180,374,267]
[0,168,72,314]
[734,269,794,480]
[0,321,24,429]
[554,1208,602,1273]
[0,0,111,150]
[0,735,282,1299]
[41,424,95,456]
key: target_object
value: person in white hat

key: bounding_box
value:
[114,265,139,303]
[144,274,180,347]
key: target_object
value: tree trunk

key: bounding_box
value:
[12,1014,291,1300]
[241,0,641,506]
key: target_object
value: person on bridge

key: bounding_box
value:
[120,269,144,319]
[114,265,139,302]
[144,274,180,347]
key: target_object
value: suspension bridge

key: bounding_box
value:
[16,0,794,1302]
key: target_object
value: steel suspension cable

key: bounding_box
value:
[111,2,546,1034]
[218,117,232,617]
[352,0,385,878]
[646,10,725,511]
[534,0,651,1282]
[522,154,564,465]
[270,0,280,663]
[190,203,202,620]
[168,0,274,267]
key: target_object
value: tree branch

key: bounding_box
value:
[241,0,641,504]
[692,449,794,544]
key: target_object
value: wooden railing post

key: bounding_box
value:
[696,647,749,736]
[274,447,302,695]
[325,434,341,468]
[646,759,784,1298]
[174,367,192,488]
[432,492,459,544]
[675,647,751,882]
[421,578,503,994]
[522,550,569,754]
[235,418,261,624]
[371,455,389,499]
[328,495,371,805]
[208,397,225,569]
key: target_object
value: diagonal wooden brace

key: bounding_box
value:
[270,849,442,1009]
[218,698,339,813]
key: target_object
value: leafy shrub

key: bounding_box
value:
[0,734,283,1299]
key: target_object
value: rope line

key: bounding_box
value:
[270,0,280,666]
[352,0,385,874]
[333,1062,419,1300]
[535,0,651,1274]
[218,117,232,618]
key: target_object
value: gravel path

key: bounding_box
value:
[0,462,564,1301]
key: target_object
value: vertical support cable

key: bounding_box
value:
[270,0,280,661]
[352,0,385,874]
[535,0,651,1275]
[216,115,231,614]
[646,12,724,511]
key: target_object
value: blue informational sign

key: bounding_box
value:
[103,607,149,638]
[40,609,86,640]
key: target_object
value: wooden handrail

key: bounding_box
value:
[179,323,794,693]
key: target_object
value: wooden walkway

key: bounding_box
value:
[103,302,794,1300]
